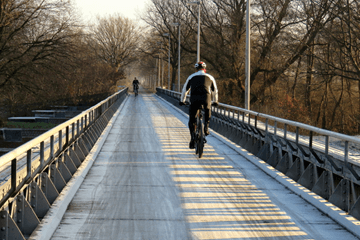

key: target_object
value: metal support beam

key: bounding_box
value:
[13,195,40,236]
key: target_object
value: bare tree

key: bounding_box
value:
[88,14,141,72]
[142,0,360,133]
[0,0,80,92]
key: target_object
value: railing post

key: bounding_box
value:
[345,141,349,165]
[325,135,329,156]
[58,130,62,153]
[50,135,54,159]
[265,119,269,133]
[77,119,80,137]
[66,126,69,146]
[11,159,16,192]
[81,117,84,132]
[40,141,44,168]
[72,123,75,141]
[296,127,299,145]
[27,149,32,179]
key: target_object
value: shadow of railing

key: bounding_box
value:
[150,106,310,239]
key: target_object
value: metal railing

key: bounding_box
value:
[0,88,128,239]
[156,87,360,219]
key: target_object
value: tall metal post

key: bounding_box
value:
[196,3,200,63]
[158,54,161,87]
[167,34,171,90]
[178,25,181,91]
[161,56,164,88]
[187,1,201,63]
[245,0,251,110]
[157,42,162,88]
[171,23,181,92]
[163,33,171,90]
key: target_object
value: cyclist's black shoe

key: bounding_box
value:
[189,140,195,149]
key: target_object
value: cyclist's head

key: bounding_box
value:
[195,61,206,70]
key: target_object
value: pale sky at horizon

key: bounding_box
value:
[72,0,151,23]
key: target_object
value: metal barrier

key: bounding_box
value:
[0,88,128,239]
[157,87,360,220]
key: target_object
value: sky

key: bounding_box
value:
[72,0,151,23]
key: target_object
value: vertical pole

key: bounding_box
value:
[245,0,251,110]
[158,52,161,88]
[197,3,201,62]
[168,34,171,90]
[154,59,157,91]
[178,25,181,92]
[161,55,164,88]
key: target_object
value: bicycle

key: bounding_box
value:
[134,85,139,97]
[179,101,209,158]
[194,105,206,158]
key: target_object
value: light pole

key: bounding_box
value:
[171,23,181,92]
[161,55,164,88]
[245,0,251,110]
[187,1,201,63]
[156,41,162,88]
[163,33,171,90]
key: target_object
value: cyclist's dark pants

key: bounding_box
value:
[188,100,211,135]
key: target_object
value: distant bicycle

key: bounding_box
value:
[133,77,140,97]
[134,85,139,97]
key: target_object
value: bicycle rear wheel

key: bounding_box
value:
[198,121,204,158]
[195,126,199,155]
[194,109,205,158]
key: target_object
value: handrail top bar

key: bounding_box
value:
[218,102,360,145]
[156,87,360,145]
[0,88,127,167]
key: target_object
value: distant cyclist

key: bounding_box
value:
[179,61,218,149]
[132,77,140,93]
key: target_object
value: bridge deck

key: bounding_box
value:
[48,90,357,239]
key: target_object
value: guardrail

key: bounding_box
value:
[157,87,360,220]
[0,88,128,239]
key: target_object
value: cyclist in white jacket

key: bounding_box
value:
[179,61,218,149]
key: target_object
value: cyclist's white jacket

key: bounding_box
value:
[180,70,218,107]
